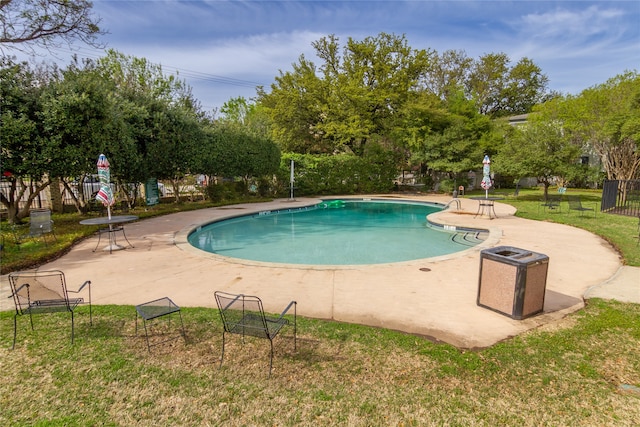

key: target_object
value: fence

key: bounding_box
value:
[601,180,640,217]
[1,178,130,213]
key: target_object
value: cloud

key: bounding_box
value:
[519,5,625,39]
[12,1,638,109]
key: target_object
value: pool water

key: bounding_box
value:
[188,200,484,265]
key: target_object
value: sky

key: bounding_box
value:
[13,0,640,113]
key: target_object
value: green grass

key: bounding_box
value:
[466,187,640,266]
[1,301,638,426]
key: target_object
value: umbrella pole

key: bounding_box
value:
[107,205,114,252]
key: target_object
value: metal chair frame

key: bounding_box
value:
[8,270,92,349]
[214,291,296,377]
[567,196,597,218]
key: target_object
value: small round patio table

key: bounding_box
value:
[470,196,504,220]
[80,215,138,253]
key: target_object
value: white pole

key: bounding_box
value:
[290,160,295,200]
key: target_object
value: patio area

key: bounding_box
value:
[0,195,624,348]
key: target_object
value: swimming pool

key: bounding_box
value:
[187,199,486,265]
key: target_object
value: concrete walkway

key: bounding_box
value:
[1,195,637,348]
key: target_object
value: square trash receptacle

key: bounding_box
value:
[477,246,549,320]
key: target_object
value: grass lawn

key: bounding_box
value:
[1,300,639,426]
[1,189,639,425]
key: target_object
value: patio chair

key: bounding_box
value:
[567,196,596,217]
[28,209,57,245]
[539,195,562,213]
[214,291,297,377]
[8,270,92,349]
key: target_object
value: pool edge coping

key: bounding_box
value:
[173,197,502,270]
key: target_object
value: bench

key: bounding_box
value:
[8,270,92,349]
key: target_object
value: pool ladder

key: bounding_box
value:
[444,198,461,211]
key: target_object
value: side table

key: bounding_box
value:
[135,297,186,352]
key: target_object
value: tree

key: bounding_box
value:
[198,126,280,182]
[259,33,432,155]
[257,55,328,153]
[313,33,432,155]
[39,58,123,212]
[95,50,204,202]
[219,96,271,139]
[494,117,582,199]
[420,49,471,101]
[466,53,549,117]
[405,91,498,186]
[545,72,640,182]
[0,0,105,54]
[0,58,56,223]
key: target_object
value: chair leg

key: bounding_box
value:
[293,306,297,352]
[70,310,75,345]
[12,314,18,350]
[219,331,226,369]
[143,319,151,352]
[268,339,274,377]
[178,310,186,342]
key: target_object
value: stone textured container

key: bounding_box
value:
[477,246,549,320]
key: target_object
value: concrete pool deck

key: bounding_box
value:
[1,195,637,348]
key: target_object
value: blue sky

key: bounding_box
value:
[24,0,640,113]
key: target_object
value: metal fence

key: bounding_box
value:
[601,179,640,217]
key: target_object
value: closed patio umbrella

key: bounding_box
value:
[95,154,115,219]
[480,155,492,198]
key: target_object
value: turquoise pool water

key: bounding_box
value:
[187,200,484,265]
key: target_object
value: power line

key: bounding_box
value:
[47,46,267,89]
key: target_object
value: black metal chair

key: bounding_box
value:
[539,195,562,213]
[567,196,596,217]
[8,270,92,349]
[214,291,296,377]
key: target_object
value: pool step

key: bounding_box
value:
[451,231,488,246]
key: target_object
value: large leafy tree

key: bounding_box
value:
[0,0,105,54]
[219,96,271,139]
[257,55,327,153]
[543,72,640,182]
[409,92,498,182]
[494,117,582,198]
[259,33,432,155]
[420,49,471,101]
[95,50,204,201]
[313,33,432,155]
[0,58,56,223]
[466,53,549,118]
[38,58,123,212]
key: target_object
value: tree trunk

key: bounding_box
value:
[50,177,64,214]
